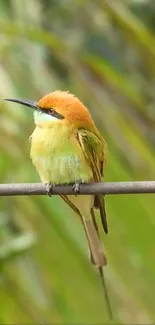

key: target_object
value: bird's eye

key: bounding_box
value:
[49,108,54,115]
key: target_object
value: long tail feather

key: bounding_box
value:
[61,194,107,266]
[61,195,113,319]
[91,208,113,320]
[81,214,107,267]
[99,267,113,320]
[81,211,113,320]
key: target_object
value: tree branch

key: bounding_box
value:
[0,181,155,196]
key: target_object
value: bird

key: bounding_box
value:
[4,91,112,317]
[4,90,108,265]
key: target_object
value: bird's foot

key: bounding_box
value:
[45,182,54,197]
[72,179,82,196]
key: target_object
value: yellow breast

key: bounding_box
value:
[30,124,92,184]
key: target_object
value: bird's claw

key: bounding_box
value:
[72,180,82,195]
[45,182,54,197]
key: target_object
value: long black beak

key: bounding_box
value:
[3,98,38,110]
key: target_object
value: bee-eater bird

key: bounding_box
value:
[4,90,108,267]
[4,91,112,318]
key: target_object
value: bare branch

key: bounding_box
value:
[0,181,155,196]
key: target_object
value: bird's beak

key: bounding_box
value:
[3,98,38,110]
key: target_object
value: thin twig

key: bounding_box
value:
[0,181,155,196]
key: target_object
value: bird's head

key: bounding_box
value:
[4,90,95,130]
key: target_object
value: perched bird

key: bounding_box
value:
[4,91,108,267]
[4,91,112,318]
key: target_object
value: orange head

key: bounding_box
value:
[4,90,95,130]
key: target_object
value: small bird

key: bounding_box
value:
[4,91,108,266]
[4,91,112,318]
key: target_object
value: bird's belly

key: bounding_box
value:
[30,128,92,184]
[33,154,91,184]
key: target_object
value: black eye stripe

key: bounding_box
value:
[47,108,64,120]
[39,107,64,120]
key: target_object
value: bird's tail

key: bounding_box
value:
[82,209,113,320]
[61,194,107,266]
[81,210,107,267]
[61,194,112,318]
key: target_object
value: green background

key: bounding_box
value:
[0,0,155,323]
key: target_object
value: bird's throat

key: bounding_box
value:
[33,110,58,124]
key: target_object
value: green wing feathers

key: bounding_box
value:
[77,128,108,234]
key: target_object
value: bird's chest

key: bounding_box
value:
[30,126,91,183]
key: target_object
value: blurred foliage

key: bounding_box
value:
[0,0,155,323]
